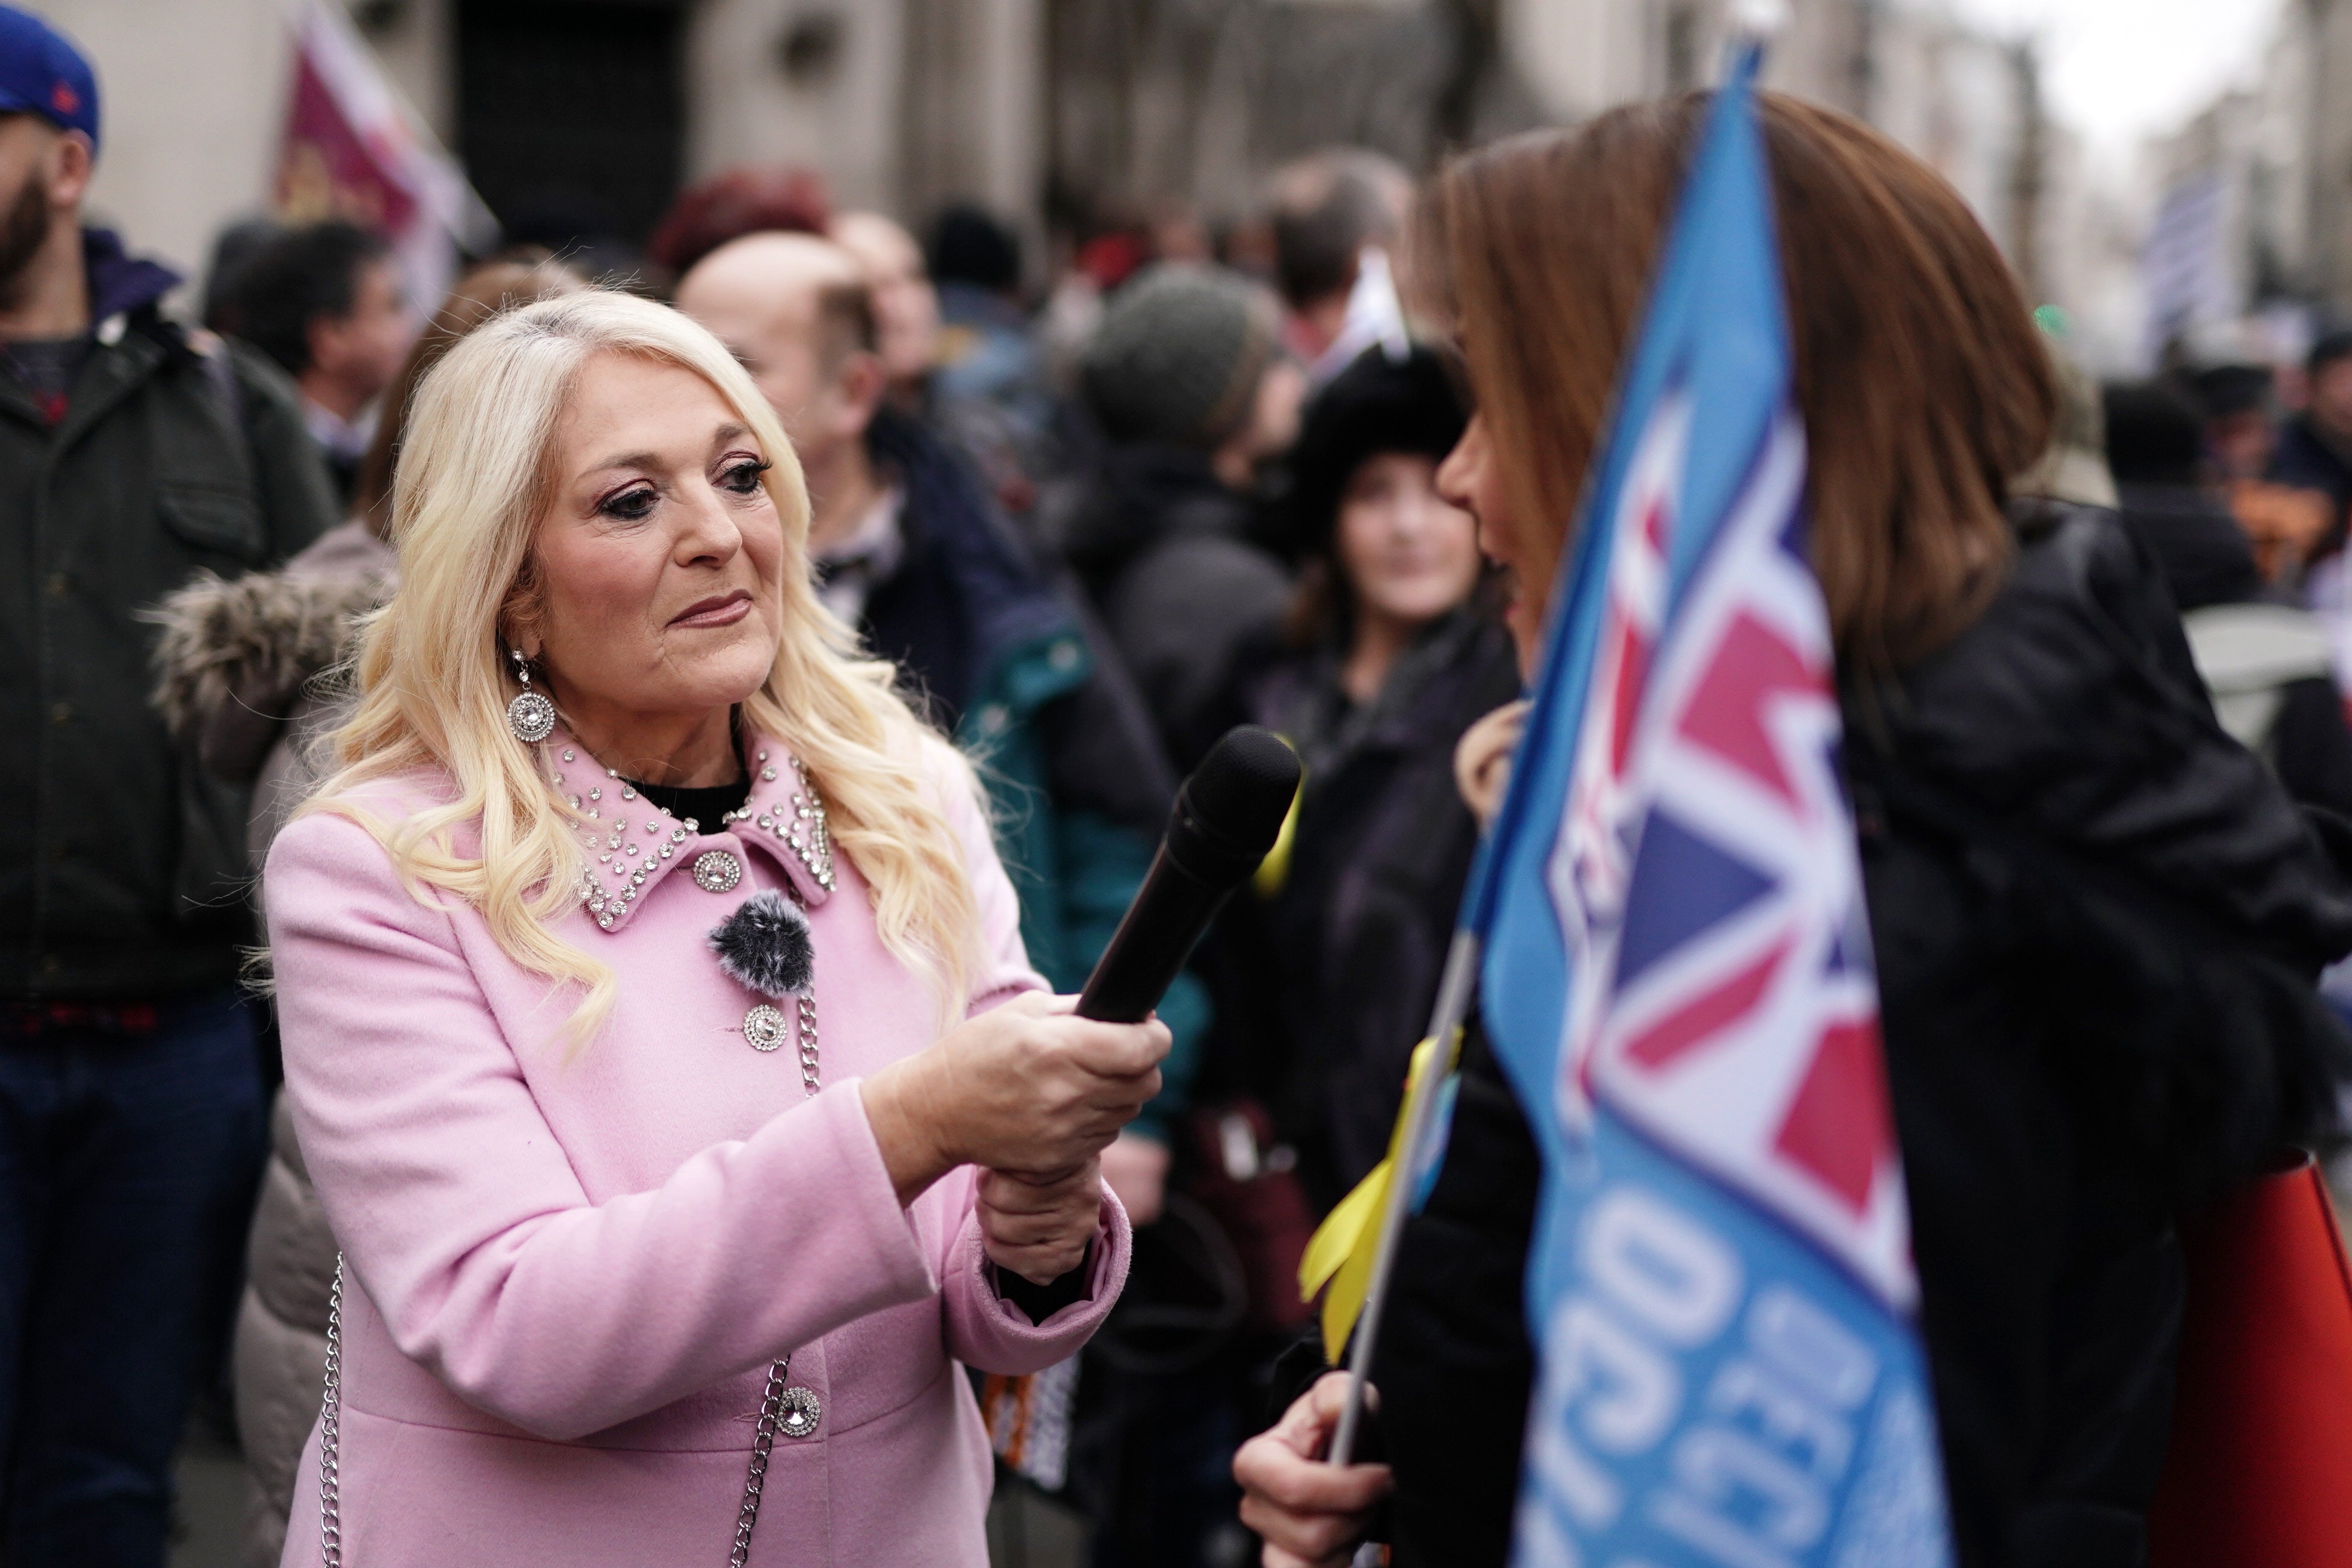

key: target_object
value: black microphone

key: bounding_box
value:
[1077,725,1302,1023]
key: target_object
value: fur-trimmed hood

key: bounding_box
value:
[146,520,396,748]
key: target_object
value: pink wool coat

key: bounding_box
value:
[264,731,1129,1567]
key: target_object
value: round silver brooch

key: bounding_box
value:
[777,1385,822,1438]
[691,849,742,893]
[742,1003,788,1053]
[506,690,556,745]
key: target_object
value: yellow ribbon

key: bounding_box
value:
[1251,780,1303,899]
[1298,1030,1462,1362]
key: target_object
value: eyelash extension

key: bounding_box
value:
[598,485,657,519]
[720,458,773,493]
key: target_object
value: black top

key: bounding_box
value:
[1217,607,1521,1210]
[623,773,751,827]
[1,335,88,422]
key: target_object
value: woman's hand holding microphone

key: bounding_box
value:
[860,991,1170,1281]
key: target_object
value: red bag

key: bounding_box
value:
[1182,1099,1318,1335]
[2148,1152,2352,1568]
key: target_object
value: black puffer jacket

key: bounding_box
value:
[1358,502,2352,1568]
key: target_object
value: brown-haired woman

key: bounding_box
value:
[150,253,581,1568]
[1236,93,2352,1568]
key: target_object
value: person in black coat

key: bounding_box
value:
[1058,264,1301,772]
[2270,327,2352,547]
[1237,92,2352,1568]
[1211,344,1519,1214]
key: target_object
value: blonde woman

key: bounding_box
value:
[263,289,1166,1566]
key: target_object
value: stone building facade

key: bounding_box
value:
[48,0,2057,307]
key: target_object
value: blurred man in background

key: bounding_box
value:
[224,219,411,506]
[831,208,939,412]
[828,200,1049,524]
[0,9,336,1560]
[2195,362,2282,482]
[2273,327,2352,552]
[676,232,1203,1217]
[926,203,1042,418]
[1061,264,1300,771]
[1263,149,1413,388]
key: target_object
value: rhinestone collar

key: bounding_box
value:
[548,734,836,933]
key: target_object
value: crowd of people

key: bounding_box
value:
[6,4,2352,1568]
[4,7,1511,1557]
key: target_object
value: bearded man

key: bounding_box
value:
[0,10,335,1563]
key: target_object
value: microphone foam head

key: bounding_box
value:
[1181,725,1302,857]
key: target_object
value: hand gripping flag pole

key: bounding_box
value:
[1324,930,1480,1465]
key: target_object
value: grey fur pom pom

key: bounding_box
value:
[708,890,814,997]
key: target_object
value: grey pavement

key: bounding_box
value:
[170,1425,246,1568]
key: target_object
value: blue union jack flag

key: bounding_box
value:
[1463,45,1955,1567]
[1569,406,1912,1304]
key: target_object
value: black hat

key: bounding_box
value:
[1289,344,1468,555]
[2310,327,2352,376]
[928,203,1021,293]
[2101,378,2204,486]
[2188,362,2273,420]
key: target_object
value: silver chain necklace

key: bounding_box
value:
[317,789,826,1566]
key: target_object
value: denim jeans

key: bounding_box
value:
[0,987,265,1566]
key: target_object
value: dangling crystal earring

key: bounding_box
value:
[506,647,556,743]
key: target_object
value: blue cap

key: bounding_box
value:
[0,7,96,152]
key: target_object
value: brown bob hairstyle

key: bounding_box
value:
[1429,91,2057,670]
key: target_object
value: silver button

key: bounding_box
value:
[691,849,743,893]
[777,1386,822,1438]
[743,1003,788,1052]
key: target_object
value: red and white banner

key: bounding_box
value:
[275,0,495,310]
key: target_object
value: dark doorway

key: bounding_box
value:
[457,0,687,254]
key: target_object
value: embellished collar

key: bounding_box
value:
[548,731,836,933]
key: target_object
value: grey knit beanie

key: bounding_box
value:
[1080,264,1279,450]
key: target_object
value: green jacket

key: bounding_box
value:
[1,232,336,998]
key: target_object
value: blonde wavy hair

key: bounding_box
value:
[305,289,979,1037]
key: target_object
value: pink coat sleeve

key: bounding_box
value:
[266,808,944,1443]
[928,747,1132,1373]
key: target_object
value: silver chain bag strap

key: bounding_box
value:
[317,981,822,1565]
